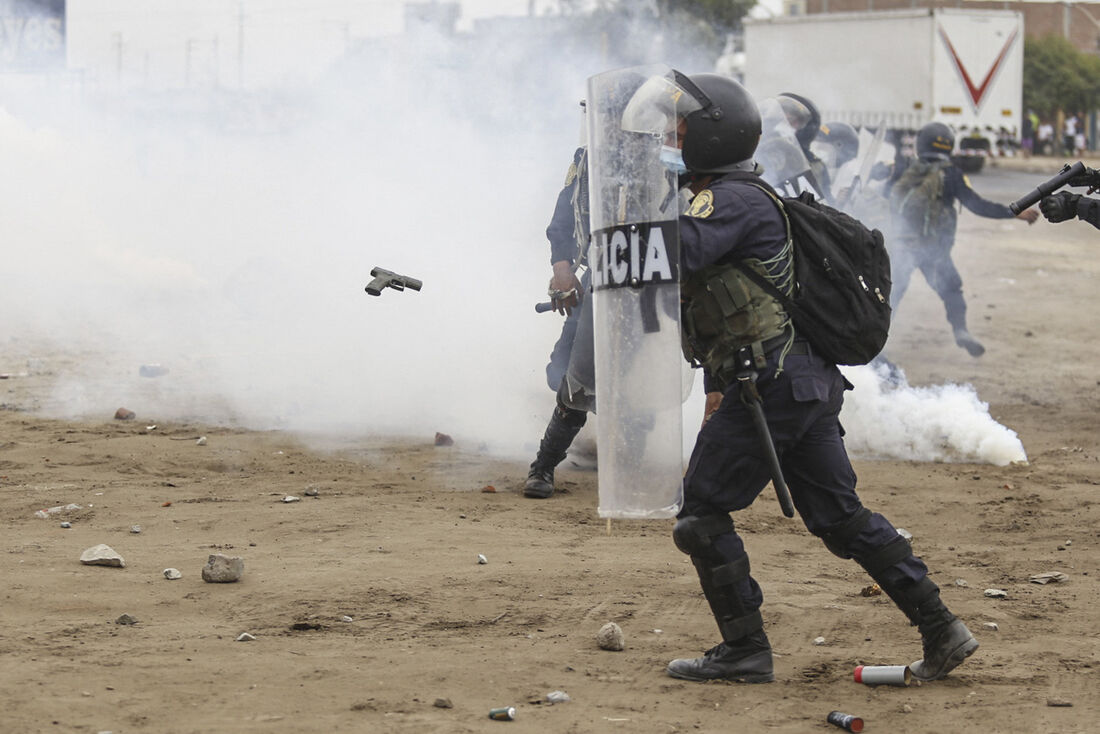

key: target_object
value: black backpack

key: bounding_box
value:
[726,176,892,365]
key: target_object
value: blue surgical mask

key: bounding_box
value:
[660,145,687,175]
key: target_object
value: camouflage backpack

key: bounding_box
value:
[889,159,954,238]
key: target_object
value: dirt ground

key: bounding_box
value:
[2,160,1098,734]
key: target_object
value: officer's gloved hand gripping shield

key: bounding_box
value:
[586,66,696,519]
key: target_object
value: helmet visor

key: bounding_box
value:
[620,75,703,138]
[762,96,813,135]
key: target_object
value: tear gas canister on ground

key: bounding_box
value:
[854,664,912,686]
[827,710,865,732]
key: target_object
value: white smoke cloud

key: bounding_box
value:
[0,27,594,455]
[839,364,1027,466]
[1,8,1026,471]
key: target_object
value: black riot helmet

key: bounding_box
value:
[916,121,955,160]
[620,71,761,173]
[679,73,762,173]
[778,92,821,152]
[817,121,859,167]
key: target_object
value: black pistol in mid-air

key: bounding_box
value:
[365,267,423,297]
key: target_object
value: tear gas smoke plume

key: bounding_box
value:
[839,364,1027,466]
[0,10,716,458]
[1,34,584,454]
[0,9,1025,469]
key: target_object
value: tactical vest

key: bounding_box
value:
[681,257,792,386]
[890,159,956,240]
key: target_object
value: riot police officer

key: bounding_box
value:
[814,120,860,194]
[888,121,1038,357]
[654,72,978,684]
[1039,191,1100,229]
[524,143,594,499]
[777,92,832,203]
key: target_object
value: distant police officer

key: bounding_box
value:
[1039,191,1100,230]
[814,120,860,194]
[659,73,979,685]
[524,142,594,499]
[778,92,832,203]
[887,121,1038,357]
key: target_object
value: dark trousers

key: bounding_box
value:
[681,353,928,616]
[546,307,581,392]
[889,235,968,331]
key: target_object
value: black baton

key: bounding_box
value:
[737,372,795,518]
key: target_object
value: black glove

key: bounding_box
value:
[1039,191,1080,223]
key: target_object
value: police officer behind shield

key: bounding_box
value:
[639,72,979,684]
[524,143,594,499]
[1039,191,1100,229]
[524,75,649,500]
[778,92,832,203]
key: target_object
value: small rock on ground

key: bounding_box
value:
[596,622,624,651]
[202,554,244,583]
[80,544,125,568]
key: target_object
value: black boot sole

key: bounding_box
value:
[666,666,775,684]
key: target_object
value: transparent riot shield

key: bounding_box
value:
[756,96,820,198]
[586,65,685,519]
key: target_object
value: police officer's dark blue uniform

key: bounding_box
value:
[888,122,1038,357]
[659,72,978,685]
[544,147,588,392]
[524,146,594,499]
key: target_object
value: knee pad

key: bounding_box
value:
[553,398,588,429]
[556,379,594,416]
[816,507,871,559]
[673,514,734,558]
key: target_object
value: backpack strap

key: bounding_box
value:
[713,175,796,310]
[709,173,799,371]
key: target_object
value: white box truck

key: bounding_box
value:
[742,8,1025,171]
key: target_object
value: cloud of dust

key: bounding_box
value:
[839,364,1027,466]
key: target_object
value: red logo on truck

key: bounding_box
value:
[938,24,1019,113]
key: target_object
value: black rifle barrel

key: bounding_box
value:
[1009,161,1086,214]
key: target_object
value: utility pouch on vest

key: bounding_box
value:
[680,259,790,379]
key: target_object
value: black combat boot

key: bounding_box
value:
[910,597,979,681]
[667,629,774,683]
[523,405,586,499]
[875,575,978,682]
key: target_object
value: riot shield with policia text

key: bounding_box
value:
[586,65,698,519]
